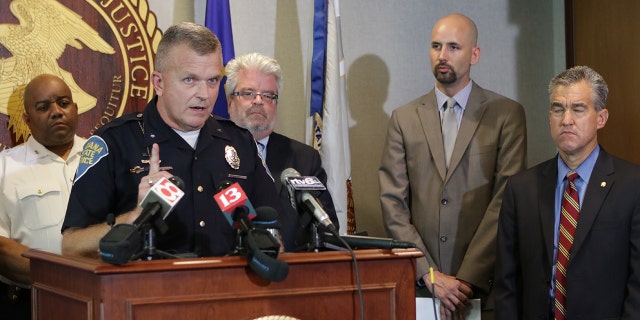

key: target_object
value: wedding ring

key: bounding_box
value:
[147,178,154,186]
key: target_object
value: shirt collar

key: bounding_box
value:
[257,136,270,146]
[556,144,600,185]
[25,135,84,163]
[435,80,473,111]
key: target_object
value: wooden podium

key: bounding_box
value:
[24,248,422,320]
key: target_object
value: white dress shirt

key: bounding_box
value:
[0,135,85,254]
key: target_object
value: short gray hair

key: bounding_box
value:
[225,52,282,96]
[548,65,608,111]
[155,22,221,72]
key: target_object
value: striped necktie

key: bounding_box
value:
[256,142,274,182]
[554,171,580,320]
[257,142,266,159]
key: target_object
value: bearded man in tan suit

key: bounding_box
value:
[379,13,527,320]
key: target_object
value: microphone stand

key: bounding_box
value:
[311,222,323,252]
[131,220,182,261]
[230,229,248,256]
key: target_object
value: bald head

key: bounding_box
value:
[22,74,78,157]
[432,14,478,46]
[23,75,70,106]
[430,13,480,95]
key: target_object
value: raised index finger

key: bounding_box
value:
[149,143,161,175]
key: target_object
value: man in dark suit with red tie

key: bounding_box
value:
[226,52,339,252]
[495,65,640,319]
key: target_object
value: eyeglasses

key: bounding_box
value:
[231,91,278,103]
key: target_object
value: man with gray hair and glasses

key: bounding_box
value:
[227,52,339,252]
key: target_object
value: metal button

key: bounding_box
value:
[440,235,448,242]
[441,199,448,205]
[197,186,204,192]
[199,221,205,227]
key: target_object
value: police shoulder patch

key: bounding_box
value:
[75,135,109,183]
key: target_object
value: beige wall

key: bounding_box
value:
[150,0,565,237]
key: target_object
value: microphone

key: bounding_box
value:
[253,206,283,251]
[99,224,140,265]
[134,176,186,231]
[214,180,257,227]
[99,176,185,265]
[246,228,289,281]
[324,234,416,249]
[280,168,299,210]
[232,205,288,281]
[280,168,339,236]
[253,206,281,229]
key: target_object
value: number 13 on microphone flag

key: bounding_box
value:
[309,0,356,235]
[205,0,235,119]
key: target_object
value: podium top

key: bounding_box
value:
[24,248,423,275]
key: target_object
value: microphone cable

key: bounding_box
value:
[333,235,364,320]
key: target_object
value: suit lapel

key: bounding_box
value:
[416,92,447,180]
[539,158,559,265]
[571,150,614,257]
[448,83,487,175]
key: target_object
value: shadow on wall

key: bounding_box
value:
[347,54,390,237]
[508,0,559,167]
[274,0,306,141]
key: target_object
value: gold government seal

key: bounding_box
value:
[0,0,162,150]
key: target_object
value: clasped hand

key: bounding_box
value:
[424,270,474,320]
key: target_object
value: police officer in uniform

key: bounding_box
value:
[61,22,282,258]
[1,74,84,320]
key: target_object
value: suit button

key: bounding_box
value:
[199,221,205,227]
[440,235,448,242]
[441,199,448,205]
[197,186,204,192]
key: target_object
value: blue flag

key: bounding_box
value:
[309,0,355,234]
[205,0,235,118]
[310,0,327,119]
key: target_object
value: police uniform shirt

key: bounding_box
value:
[62,97,282,256]
[0,135,84,253]
[0,135,84,287]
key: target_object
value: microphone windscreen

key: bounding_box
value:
[99,224,141,265]
[254,206,281,229]
[280,168,301,185]
[246,230,289,282]
[214,181,257,226]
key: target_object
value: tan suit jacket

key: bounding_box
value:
[379,82,527,296]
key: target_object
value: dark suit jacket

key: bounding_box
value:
[265,132,339,252]
[495,148,640,319]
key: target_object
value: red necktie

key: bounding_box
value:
[554,171,580,320]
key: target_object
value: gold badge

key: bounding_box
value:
[225,145,240,170]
